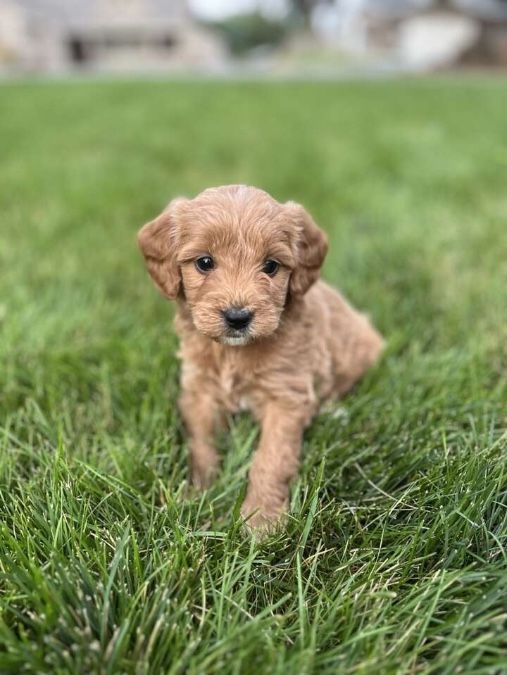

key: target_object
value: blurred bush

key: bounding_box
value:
[209,12,289,56]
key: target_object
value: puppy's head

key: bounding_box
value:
[138,185,327,346]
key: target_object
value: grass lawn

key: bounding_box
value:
[0,78,506,674]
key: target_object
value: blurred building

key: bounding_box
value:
[0,0,226,73]
[312,0,507,70]
[1,0,507,74]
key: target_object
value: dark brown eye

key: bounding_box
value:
[195,256,214,273]
[262,259,279,276]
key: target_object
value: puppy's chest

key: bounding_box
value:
[216,359,257,413]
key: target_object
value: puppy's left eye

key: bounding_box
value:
[262,259,279,277]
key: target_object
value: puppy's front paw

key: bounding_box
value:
[189,443,220,491]
[240,494,288,533]
[190,465,217,491]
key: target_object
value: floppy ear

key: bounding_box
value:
[137,198,187,300]
[285,202,328,296]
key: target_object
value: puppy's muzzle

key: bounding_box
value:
[222,306,253,332]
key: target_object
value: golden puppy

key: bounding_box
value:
[138,185,383,529]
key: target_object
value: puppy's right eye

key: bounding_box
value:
[195,256,215,273]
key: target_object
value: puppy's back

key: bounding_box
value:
[310,281,384,397]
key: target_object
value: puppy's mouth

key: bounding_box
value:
[219,329,252,347]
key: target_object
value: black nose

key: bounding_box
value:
[222,306,253,331]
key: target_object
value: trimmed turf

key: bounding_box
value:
[0,78,506,674]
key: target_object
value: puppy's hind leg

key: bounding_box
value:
[332,315,384,399]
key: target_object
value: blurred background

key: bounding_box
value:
[1,0,507,77]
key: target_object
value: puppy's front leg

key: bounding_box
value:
[241,403,309,530]
[179,383,222,490]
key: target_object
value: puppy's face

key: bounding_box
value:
[138,185,327,346]
[177,201,294,345]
